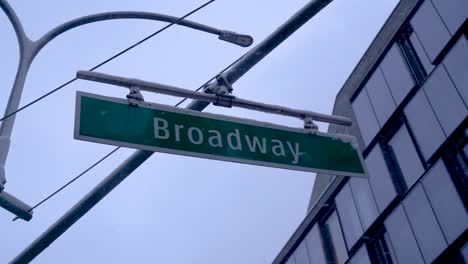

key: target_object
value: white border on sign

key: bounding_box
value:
[74,91,368,178]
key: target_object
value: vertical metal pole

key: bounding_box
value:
[10,150,153,264]
[188,0,333,110]
[11,0,333,262]
[0,0,248,218]
[223,0,332,84]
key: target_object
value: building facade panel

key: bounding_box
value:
[324,211,348,264]
[349,177,379,231]
[347,245,372,264]
[304,225,327,264]
[409,33,435,75]
[365,145,397,212]
[352,90,380,146]
[422,160,468,244]
[335,183,363,249]
[365,68,397,126]
[443,37,468,107]
[380,44,415,104]
[402,183,447,263]
[422,65,468,135]
[404,88,446,160]
[430,0,468,35]
[293,240,310,264]
[274,1,467,263]
[385,205,425,264]
[388,124,425,188]
[410,0,451,62]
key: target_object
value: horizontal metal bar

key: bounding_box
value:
[77,70,352,126]
[0,191,33,221]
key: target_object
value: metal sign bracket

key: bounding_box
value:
[126,86,144,107]
[304,116,318,133]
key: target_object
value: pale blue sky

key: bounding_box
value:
[0,0,397,263]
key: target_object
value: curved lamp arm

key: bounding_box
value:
[34,11,253,58]
[0,0,252,220]
[0,0,31,59]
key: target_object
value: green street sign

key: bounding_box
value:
[75,92,366,177]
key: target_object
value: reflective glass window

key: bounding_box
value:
[347,245,371,264]
[352,90,380,146]
[443,37,468,107]
[380,44,415,104]
[423,65,468,136]
[335,183,363,249]
[285,255,296,264]
[294,240,310,264]
[368,231,398,264]
[385,205,424,264]
[365,68,397,126]
[422,160,468,243]
[431,0,468,35]
[365,145,397,212]
[403,184,447,263]
[404,89,446,160]
[389,124,424,189]
[349,178,378,231]
[304,225,327,264]
[409,32,434,75]
[324,211,348,264]
[410,0,451,62]
[462,242,468,263]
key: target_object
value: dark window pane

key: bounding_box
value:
[365,145,397,212]
[410,0,451,62]
[443,37,468,107]
[349,178,379,231]
[294,240,310,264]
[348,245,371,264]
[335,183,363,249]
[404,89,446,160]
[385,205,425,264]
[464,143,468,159]
[389,124,424,188]
[380,44,415,104]
[422,160,468,243]
[403,184,447,263]
[365,68,397,126]
[462,242,468,263]
[324,211,348,264]
[431,0,468,35]
[409,33,434,75]
[368,231,398,264]
[352,90,380,146]
[304,225,327,264]
[423,65,468,136]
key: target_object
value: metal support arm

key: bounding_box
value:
[0,0,252,218]
[13,0,334,262]
[77,70,352,126]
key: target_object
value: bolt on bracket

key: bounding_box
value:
[126,86,144,106]
[211,74,236,108]
[304,116,318,132]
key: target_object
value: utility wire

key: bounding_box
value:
[9,0,217,221]
[0,0,215,123]
[13,48,247,222]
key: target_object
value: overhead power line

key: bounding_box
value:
[13,44,247,221]
[10,0,219,221]
[0,0,215,123]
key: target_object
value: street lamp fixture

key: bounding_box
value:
[0,0,253,221]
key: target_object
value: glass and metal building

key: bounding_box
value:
[273,0,467,263]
